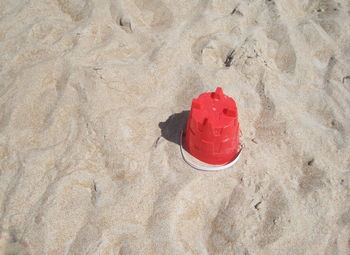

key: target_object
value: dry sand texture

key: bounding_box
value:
[0,0,350,254]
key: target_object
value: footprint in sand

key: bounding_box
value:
[254,77,287,141]
[298,157,326,195]
[307,0,343,40]
[264,1,296,73]
[57,0,92,22]
[109,0,134,33]
[133,0,173,30]
[191,35,232,67]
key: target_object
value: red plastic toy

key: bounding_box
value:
[185,87,239,165]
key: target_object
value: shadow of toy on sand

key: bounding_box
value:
[158,111,189,145]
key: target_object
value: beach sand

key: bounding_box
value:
[0,0,350,254]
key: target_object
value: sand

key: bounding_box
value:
[0,0,350,254]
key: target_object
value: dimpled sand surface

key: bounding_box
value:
[0,0,350,254]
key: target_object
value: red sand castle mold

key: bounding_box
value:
[184,87,239,165]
